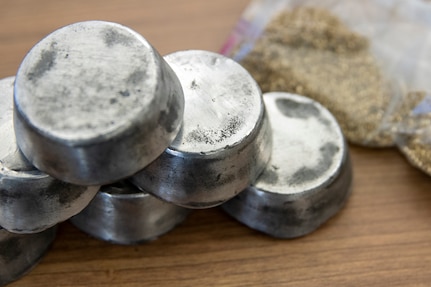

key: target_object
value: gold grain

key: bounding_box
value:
[240,7,394,146]
[395,91,431,175]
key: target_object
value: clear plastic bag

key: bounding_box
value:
[221,0,431,174]
[393,92,431,175]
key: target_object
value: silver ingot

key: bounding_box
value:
[14,21,184,185]
[131,50,272,208]
[222,92,353,238]
[0,225,57,286]
[0,76,99,233]
[70,181,190,245]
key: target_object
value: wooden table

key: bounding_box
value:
[1,1,431,286]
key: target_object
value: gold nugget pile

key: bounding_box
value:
[239,7,394,147]
[392,91,431,175]
[234,6,431,177]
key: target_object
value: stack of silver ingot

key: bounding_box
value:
[0,21,352,286]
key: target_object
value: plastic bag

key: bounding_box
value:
[221,0,431,175]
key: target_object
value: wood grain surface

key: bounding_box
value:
[1,1,431,286]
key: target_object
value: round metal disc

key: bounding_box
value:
[167,51,263,153]
[132,50,272,208]
[222,92,352,238]
[14,21,184,185]
[257,92,345,194]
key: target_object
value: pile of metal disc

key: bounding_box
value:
[0,21,352,286]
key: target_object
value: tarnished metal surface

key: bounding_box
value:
[14,21,184,185]
[70,181,190,245]
[0,226,57,286]
[222,92,353,238]
[132,50,272,208]
[0,77,99,233]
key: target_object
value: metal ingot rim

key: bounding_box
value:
[222,92,353,238]
[0,226,57,286]
[13,20,184,185]
[0,169,99,234]
[222,153,352,238]
[70,181,190,245]
[131,50,273,209]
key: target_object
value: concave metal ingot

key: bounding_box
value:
[0,77,99,234]
[0,225,57,286]
[222,92,353,238]
[13,21,184,186]
[70,181,190,245]
[131,50,272,208]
